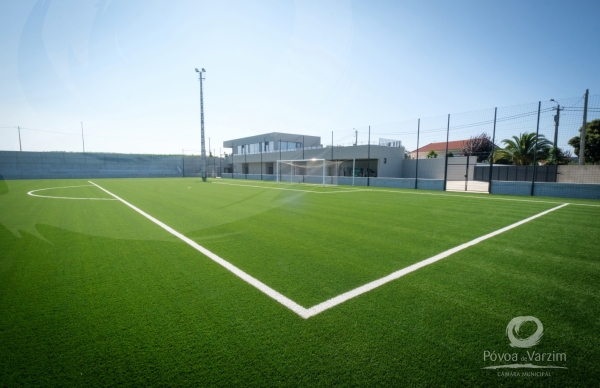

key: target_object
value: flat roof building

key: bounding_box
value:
[222,132,405,179]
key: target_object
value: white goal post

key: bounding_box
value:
[276,158,357,186]
[277,159,326,186]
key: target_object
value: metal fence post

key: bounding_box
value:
[531,101,542,196]
[579,89,589,165]
[443,114,450,191]
[415,119,420,189]
[367,126,371,187]
[488,108,497,193]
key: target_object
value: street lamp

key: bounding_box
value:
[549,99,562,148]
[195,68,207,182]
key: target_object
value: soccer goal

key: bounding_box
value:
[276,159,357,186]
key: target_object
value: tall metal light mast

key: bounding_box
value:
[195,68,207,182]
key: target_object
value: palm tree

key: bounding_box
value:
[493,132,552,165]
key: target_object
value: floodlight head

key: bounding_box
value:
[201,68,206,72]
[195,68,199,72]
[550,98,555,102]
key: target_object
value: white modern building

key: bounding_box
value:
[222,132,405,179]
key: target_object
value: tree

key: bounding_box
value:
[493,132,552,165]
[568,119,600,164]
[461,133,494,162]
[545,147,571,165]
[426,150,438,158]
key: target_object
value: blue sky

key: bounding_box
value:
[1,0,599,155]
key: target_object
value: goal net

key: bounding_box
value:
[276,159,357,185]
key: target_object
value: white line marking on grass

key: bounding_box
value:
[88,180,570,319]
[88,181,310,318]
[302,203,569,318]
[212,181,600,206]
[212,182,368,194]
[28,185,118,200]
[357,188,600,207]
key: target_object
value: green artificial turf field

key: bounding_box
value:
[1,177,599,386]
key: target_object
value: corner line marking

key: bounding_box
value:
[88,180,569,319]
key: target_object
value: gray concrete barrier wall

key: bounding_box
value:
[533,182,600,199]
[490,181,600,199]
[0,151,182,179]
[557,165,600,184]
[402,158,445,179]
[490,181,532,196]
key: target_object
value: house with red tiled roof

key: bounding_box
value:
[409,140,469,159]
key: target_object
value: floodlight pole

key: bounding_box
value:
[195,68,207,182]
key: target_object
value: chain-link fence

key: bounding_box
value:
[2,92,599,199]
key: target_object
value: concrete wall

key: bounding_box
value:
[401,156,476,181]
[557,165,600,184]
[0,151,185,179]
[490,180,600,199]
[402,158,445,179]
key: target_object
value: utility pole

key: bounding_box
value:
[553,105,560,147]
[195,68,207,181]
[18,126,22,151]
[579,89,589,165]
[550,99,562,148]
[354,129,357,146]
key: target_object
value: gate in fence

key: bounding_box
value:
[444,156,487,192]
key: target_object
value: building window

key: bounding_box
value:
[279,141,302,151]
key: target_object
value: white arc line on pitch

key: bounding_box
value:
[28,185,118,200]
[88,181,310,318]
[89,180,568,320]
